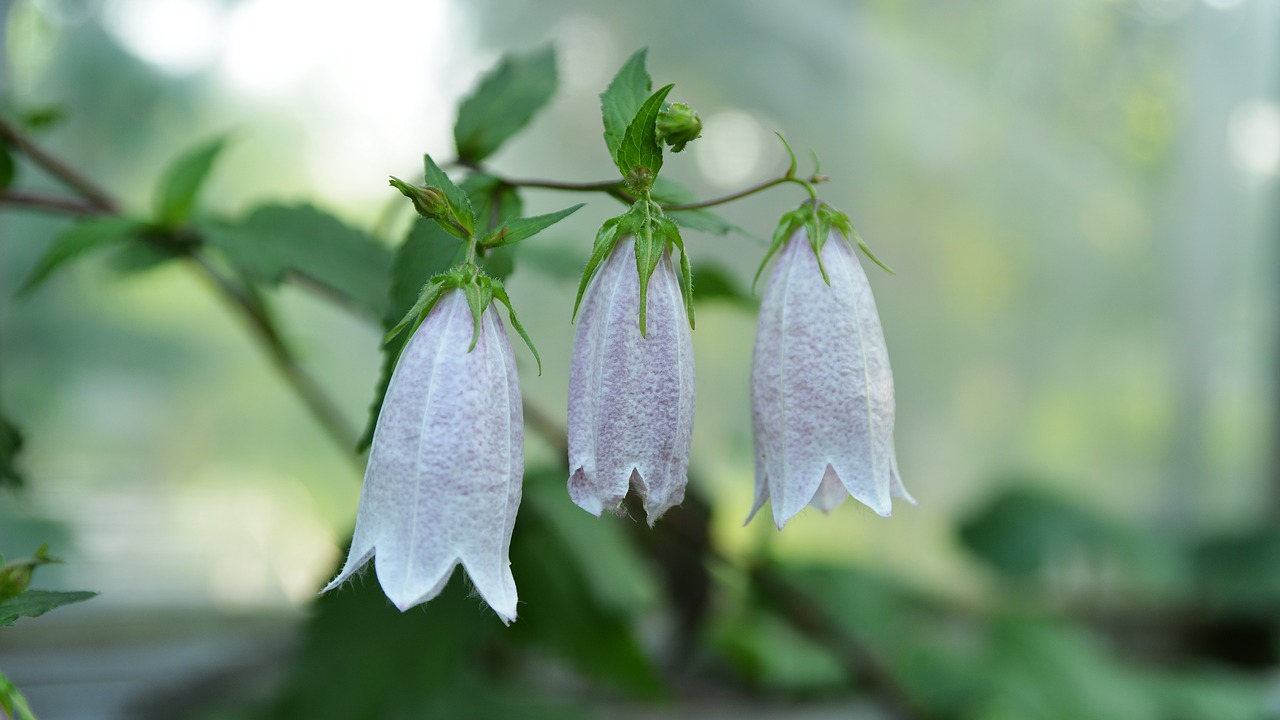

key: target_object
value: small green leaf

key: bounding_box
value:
[483,204,584,248]
[0,411,24,490]
[0,668,39,720]
[0,589,96,627]
[200,204,394,319]
[454,46,558,163]
[384,277,448,345]
[490,280,541,374]
[572,216,623,320]
[600,49,652,162]
[154,135,228,227]
[615,84,675,182]
[423,153,475,238]
[18,217,140,296]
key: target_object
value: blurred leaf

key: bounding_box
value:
[0,589,95,626]
[649,177,736,236]
[516,239,580,280]
[202,204,393,319]
[712,599,847,693]
[1148,668,1270,720]
[601,49,652,162]
[615,84,673,180]
[19,105,64,132]
[17,216,140,296]
[154,135,227,227]
[0,143,14,189]
[692,264,756,310]
[979,615,1160,720]
[454,46,558,163]
[0,669,38,720]
[1188,526,1280,614]
[957,484,1184,592]
[0,412,23,490]
[510,470,664,698]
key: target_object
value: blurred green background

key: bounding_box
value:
[1,0,1279,718]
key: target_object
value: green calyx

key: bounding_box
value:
[386,263,541,374]
[0,545,58,601]
[655,102,702,153]
[752,200,894,293]
[573,198,695,338]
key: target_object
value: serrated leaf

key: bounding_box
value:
[600,48,652,162]
[616,84,674,180]
[18,216,140,296]
[454,46,558,163]
[201,204,393,319]
[423,153,475,238]
[0,412,23,489]
[154,135,228,227]
[483,203,584,248]
[0,589,96,626]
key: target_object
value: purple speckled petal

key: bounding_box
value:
[323,290,524,624]
[568,235,695,524]
[749,229,911,529]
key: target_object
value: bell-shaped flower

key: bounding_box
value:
[323,285,525,623]
[749,207,914,529]
[568,231,696,524]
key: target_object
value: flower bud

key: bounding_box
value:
[655,102,702,153]
[389,176,450,220]
[324,289,524,623]
[749,226,914,529]
[568,235,695,524]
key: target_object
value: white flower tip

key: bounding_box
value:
[568,467,607,516]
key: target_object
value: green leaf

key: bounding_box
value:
[692,263,756,310]
[0,143,14,190]
[454,46,558,163]
[712,603,847,692]
[154,135,228,227]
[600,48,652,162]
[615,84,674,181]
[17,217,140,296]
[482,204,584,248]
[0,589,96,626]
[0,669,38,720]
[463,173,523,280]
[0,411,23,490]
[201,204,394,320]
[422,153,475,238]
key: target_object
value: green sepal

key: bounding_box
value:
[0,545,58,601]
[384,275,451,344]
[462,280,493,352]
[490,279,541,374]
[572,215,624,321]
[482,203,585,248]
[753,205,806,293]
[600,49,652,162]
[655,216,695,330]
[615,84,675,189]
[422,153,476,238]
[833,211,895,274]
[632,204,665,338]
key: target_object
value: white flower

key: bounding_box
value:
[568,235,696,524]
[749,228,914,529]
[323,289,523,623]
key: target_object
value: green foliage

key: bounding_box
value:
[154,135,228,228]
[0,589,96,626]
[690,263,756,310]
[201,204,393,319]
[454,46,558,163]
[0,669,38,720]
[481,203,583,248]
[421,153,475,240]
[0,412,24,490]
[600,49,652,163]
[1188,526,1280,614]
[17,217,140,296]
[615,84,674,186]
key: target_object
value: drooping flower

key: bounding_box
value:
[568,233,696,524]
[324,284,525,623]
[749,204,914,529]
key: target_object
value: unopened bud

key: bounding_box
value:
[389,177,449,219]
[655,102,702,153]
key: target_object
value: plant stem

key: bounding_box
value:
[496,169,822,212]
[0,190,104,217]
[0,117,117,213]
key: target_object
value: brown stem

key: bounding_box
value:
[0,190,105,217]
[0,116,118,212]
